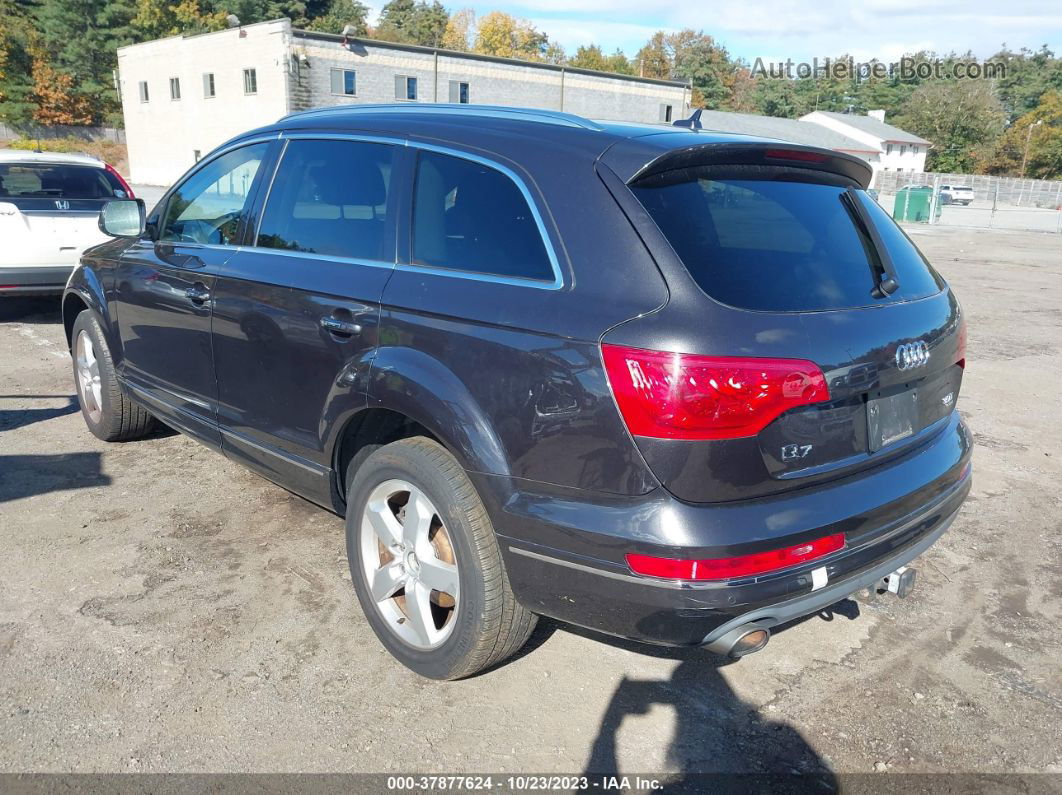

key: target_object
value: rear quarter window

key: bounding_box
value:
[411,150,555,283]
[631,172,944,312]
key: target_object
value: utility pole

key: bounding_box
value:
[1020,119,1043,177]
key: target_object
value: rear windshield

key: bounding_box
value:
[0,163,127,200]
[631,173,944,312]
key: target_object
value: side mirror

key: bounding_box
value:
[99,198,146,238]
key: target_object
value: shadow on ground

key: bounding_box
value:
[0,297,63,324]
[517,603,863,789]
[0,453,111,503]
[0,394,79,432]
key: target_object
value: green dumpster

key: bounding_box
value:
[892,186,940,223]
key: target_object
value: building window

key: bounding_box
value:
[886,144,893,155]
[203,73,215,98]
[139,81,149,103]
[447,80,469,104]
[395,75,417,101]
[243,68,257,95]
[330,68,356,96]
[900,145,907,155]
[169,77,181,100]
[659,104,673,123]
[911,146,919,155]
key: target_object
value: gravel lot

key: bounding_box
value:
[1,225,1060,779]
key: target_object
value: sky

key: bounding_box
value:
[364,0,1062,64]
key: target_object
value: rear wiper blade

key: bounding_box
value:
[841,187,899,298]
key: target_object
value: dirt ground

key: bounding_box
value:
[1,225,1060,779]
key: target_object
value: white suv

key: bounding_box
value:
[0,150,134,296]
[939,185,974,206]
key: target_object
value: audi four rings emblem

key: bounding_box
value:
[895,340,930,370]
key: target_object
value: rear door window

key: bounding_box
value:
[411,150,555,282]
[255,139,394,261]
[631,173,944,311]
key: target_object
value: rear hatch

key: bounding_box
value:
[0,161,128,267]
[600,144,966,503]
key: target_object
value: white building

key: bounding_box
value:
[801,110,930,184]
[117,19,689,185]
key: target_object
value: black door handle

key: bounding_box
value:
[320,315,362,337]
[186,283,210,304]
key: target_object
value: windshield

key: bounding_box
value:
[0,163,127,200]
[631,174,945,312]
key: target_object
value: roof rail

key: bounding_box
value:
[281,103,606,131]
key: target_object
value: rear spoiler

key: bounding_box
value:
[623,142,874,190]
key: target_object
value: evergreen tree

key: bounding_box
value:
[0,0,38,124]
[34,0,137,124]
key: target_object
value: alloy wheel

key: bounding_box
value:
[359,479,460,650]
[75,330,103,423]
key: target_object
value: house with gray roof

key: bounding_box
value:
[801,110,931,183]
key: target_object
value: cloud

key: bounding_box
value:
[463,0,1062,60]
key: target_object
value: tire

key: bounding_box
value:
[345,436,536,679]
[71,311,156,442]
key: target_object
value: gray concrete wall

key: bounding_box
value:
[118,18,688,184]
[289,35,687,124]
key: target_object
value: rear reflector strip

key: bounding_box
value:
[625,533,846,581]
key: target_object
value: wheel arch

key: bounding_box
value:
[329,345,511,508]
[62,266,116,354]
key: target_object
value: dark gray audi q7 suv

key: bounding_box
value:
[63,105,971,679]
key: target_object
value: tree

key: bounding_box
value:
[991,45,1062,122]
[987,90,1062,179]
[634,32,669,79]
[893,79,1007,172]
[34,0,138,124]
[374,0,447,47]
[632,30,741,108]
[752,75,801,117]
[472,12,548,61]
[725,64,757,112]
[440,7,473,51]
[302,0,368,34]
[569,44,606,71]
[132,0,226,40]
[669,31,735,108]
[30,46,94,124]
[0,0,38,124]
[542,40,565,65]
[602,49,633,76]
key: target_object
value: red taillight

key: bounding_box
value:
[626,533,846,581]
[105,163,135,199]
[601,344,830,440]
[765,148,828,163]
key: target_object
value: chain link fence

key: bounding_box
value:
[876,170,1062,233]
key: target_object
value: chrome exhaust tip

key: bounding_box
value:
[705,624,772,658]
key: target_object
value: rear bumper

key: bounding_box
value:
[0,266,74,296]
[478,413,972,647]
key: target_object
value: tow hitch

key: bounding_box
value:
[859,566,918,602]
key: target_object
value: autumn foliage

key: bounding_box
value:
[30,49,95,126]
